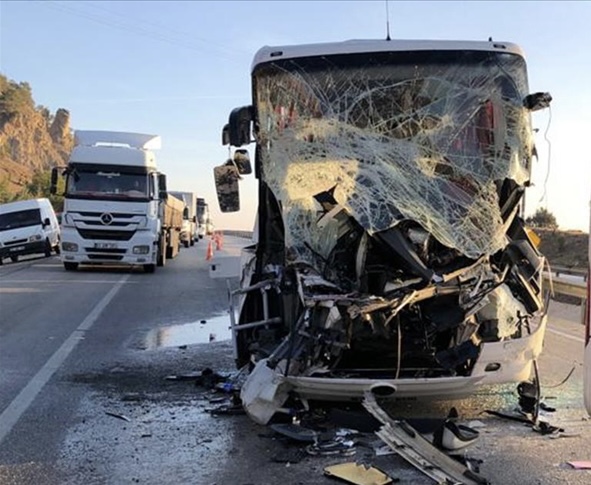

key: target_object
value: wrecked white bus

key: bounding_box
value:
[214,39,552,423]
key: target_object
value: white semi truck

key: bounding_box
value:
[214,38,553,423]
[51,130,184,273]
[196,197,212,239]
[169,191,197,247]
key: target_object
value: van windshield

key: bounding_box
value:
[0,208,42,231]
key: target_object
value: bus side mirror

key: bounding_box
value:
[214,165,240,212]
[222,124,230,146]
[233,149,252,175]
[158,173,168,200]
[228,106,253,147]
[523,92,552,112]
[50,168,59,195]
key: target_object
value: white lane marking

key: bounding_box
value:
[0,280,136,284]
[0,274,130,444]
[547,327,584,343]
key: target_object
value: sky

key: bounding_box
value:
[0,0,590,232]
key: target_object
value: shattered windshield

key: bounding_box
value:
[254,50,532,260]
[0,209,42,231]
[66,168,150,201]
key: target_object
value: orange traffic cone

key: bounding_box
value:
[206,239,214,260]
[214,231,222,250]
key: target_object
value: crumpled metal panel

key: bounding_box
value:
[255,53,532,260]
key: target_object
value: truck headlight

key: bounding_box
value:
[132,245,150,255]
[29,234,42,242]
[62,242,78,252]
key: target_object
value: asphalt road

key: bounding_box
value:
[0,238,590,485]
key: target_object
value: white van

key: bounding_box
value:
[0,198,61,264]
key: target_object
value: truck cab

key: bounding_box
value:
[214,39,552,423]
[52,131,169,273]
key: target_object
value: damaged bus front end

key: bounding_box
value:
[215,39,551,424]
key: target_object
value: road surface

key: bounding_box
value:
[0,237,590,484]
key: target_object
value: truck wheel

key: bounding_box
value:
[184,240,190,248]
[10,255,18,263]
[64,262,78,271]
[44,239,52,257]
[190,239,195,247]
[143,264,156,273]
[157,246,166,267]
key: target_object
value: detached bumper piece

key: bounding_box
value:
[363,393,489,485]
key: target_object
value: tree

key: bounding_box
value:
[24,170,64,211]
[526,207,558,229]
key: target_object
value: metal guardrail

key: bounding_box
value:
[219,230,253,240]
[552,265,588,281]
[545,275,587,299]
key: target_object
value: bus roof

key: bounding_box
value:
[252,38,525,71]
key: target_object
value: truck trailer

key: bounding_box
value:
[51,130,183,273]
[169,191,197,247]
[214,38,552,424]
[196,197,212,239]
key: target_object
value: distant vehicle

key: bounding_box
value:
[215,38,552,424]
[51,130,184,273]
[196,198,211,239]
[585,199,591,416]
[169,191,197,247]
[0,198,60,265]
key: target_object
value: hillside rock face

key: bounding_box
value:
[0,75,73,193]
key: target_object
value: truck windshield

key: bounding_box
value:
[0,208,42,231]
[66,170,149,200]
[253,49,532,260]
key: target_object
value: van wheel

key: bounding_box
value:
[54,238,61,255]
[44,239,52,257]
[10,255,18,263]
[64,262,78,271]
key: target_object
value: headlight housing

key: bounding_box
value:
[29,234,42,242]
[62,242,78,252]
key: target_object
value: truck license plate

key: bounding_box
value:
[94,242,118,249]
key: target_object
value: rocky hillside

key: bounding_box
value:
[0,74,72,200]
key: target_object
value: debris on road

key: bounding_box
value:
[323,462,395,485]
[105,411,131,422]
[363,393,488,485]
